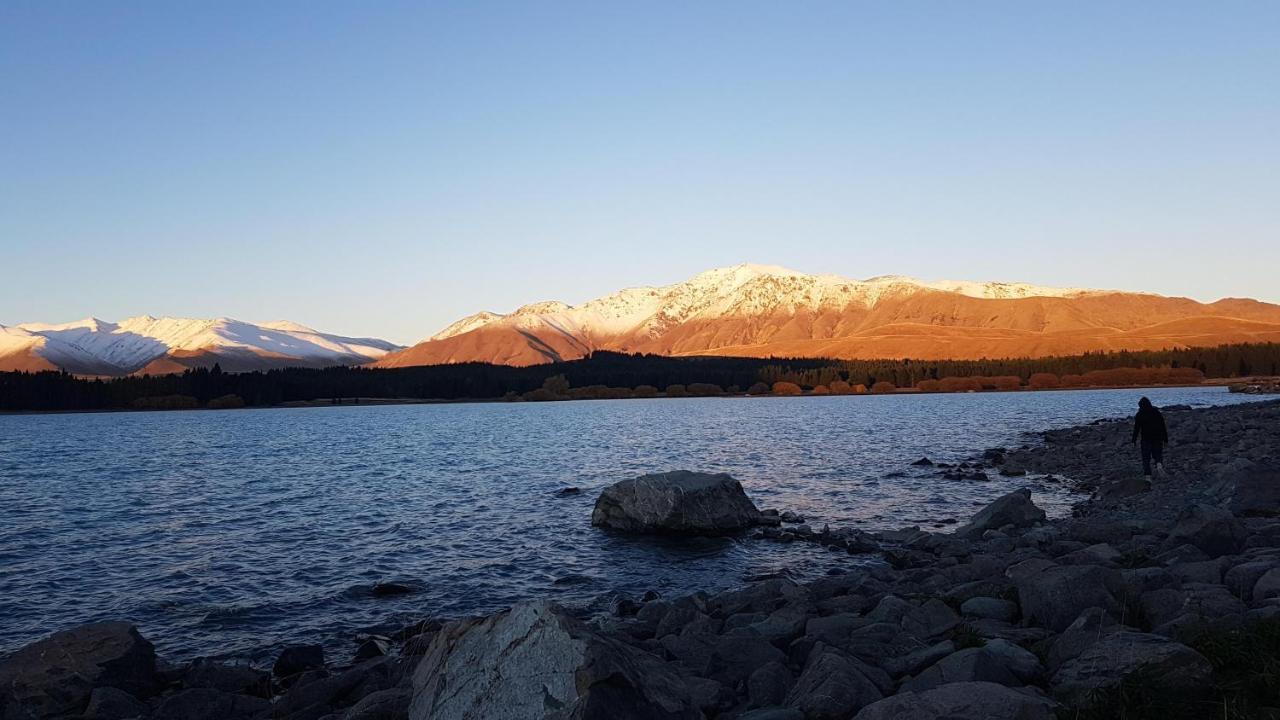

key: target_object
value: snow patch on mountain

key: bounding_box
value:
[430,264,1109,343]
[6,316,403,375]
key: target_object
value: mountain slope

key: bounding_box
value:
[0,317,402,376]
[373,264,1280,367]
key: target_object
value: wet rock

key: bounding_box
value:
[0,621,158,719]
[955,488,1045,539]
[911,457,934,466]
[371,582,415,597]
[785,645,884,720]
[1094,475,1149,502]
[1015,564,1124,632]
[553,486,581,497]
[409,601,700,719]
[354,636,391,661]
[1164,503,1247,558]
[82,687,148,720]
[1050,631,1213,707]
[152,688,271,720]
[274,644,325,678]
[591,470,764,535]
[277,656,398,718]
[184,658,270,697]
[853,681,1059,720]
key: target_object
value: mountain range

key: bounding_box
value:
[372,264,1280,367]
[0,317,401,376]
[8,265,1280,376]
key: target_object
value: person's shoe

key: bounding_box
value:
[1155,463,1168,479]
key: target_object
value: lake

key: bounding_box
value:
[0,386,1260,662]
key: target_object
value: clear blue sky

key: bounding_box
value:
[2,2,1277,344]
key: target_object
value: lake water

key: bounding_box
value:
[0,386,1260,662]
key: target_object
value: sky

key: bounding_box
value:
[2,2,1277,345]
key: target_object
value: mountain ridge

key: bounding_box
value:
[372,264,1280,368]
[0,316,402,376]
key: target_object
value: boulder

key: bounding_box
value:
[784,646,884,720]
[1050,631,1213,707]
[591,471,763,534]
[1165,504,1247,558]
[183,658,270,697]
[853,681,1059,720]
[0,621,158,720]
[344,688,412,720]
[960,597,1018,622]
[955,489,1045,539]
[747,661,794,708]
[152,688,272,720]
[900,646,1021,692]
[1015,564,1124,632]
[82,687,148,720]
[273,644,325,677]
[409,601,700,719]
[1221,460,1280,517]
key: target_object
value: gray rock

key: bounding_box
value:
[1221,460,1280,517]
[274,644,325,677]
[277,656,398,718]
[0,621,158,720]
[853,681,1059,720]
[1253,567,1280,601]
[1051,631,1213,707]
[152,688,272,720]
[1168,558,1226,585]
[1015,564,1123,632]
[982,639,1044,682]
[343,688,412,720]
[880,640,955,677]
[739,709,805,720]
[409,601,699,719]
[591,470,763,534]
[184,658,270,697]
[785,646,884,720]
[1165,503,1247,558]
[960,596,1018,622]
[747,661,793,708]
[82,687,148,720]
[1225,560,1280,601]
[955,488,1046,539]
[900,646,1021,692]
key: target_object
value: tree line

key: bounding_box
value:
[2,343,1278,412]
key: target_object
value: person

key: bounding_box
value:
[1131,396,1169,480]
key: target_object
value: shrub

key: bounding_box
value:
[852,384,868,394]
[665,384,688,398]
[771,381,802,396]
[829,380,853,395]
[542,374,570,396]
[206,394,245,409]
[870,381,896,394]
[916,379,941,393]
[132,395,199,410]
[1028,372,1061,389]
[521,388,560,402]
[687,382,724,397]
[633,385,659,398]
[938,376,983,392]
[747,382,771,395]
[985,375,1023,391]
[810,385,830,395]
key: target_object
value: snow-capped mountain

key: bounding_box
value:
[373,264,1280,367]
[0,316,402,376]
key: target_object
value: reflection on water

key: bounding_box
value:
[0,386,1257,661]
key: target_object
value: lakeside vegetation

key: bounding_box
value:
[2,342,1278,412]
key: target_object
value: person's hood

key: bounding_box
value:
[1139,397,1153,409]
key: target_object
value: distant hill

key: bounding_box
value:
[372,264,1280,368]
[0,316,402,376]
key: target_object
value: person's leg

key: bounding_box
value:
[1153,442,1165,477]
[1141,440,1153,477]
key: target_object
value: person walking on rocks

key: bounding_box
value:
[1132,396,1169,480]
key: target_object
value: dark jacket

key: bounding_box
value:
[1132,398,1168,445]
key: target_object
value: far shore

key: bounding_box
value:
[3,377,1275,417]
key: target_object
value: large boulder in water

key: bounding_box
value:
[0,622,158,720]
[409,600,701,719]
[955,488,1046,538]
[591,470,763,535]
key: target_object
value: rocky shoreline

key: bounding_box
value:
[4,399,1279,719]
